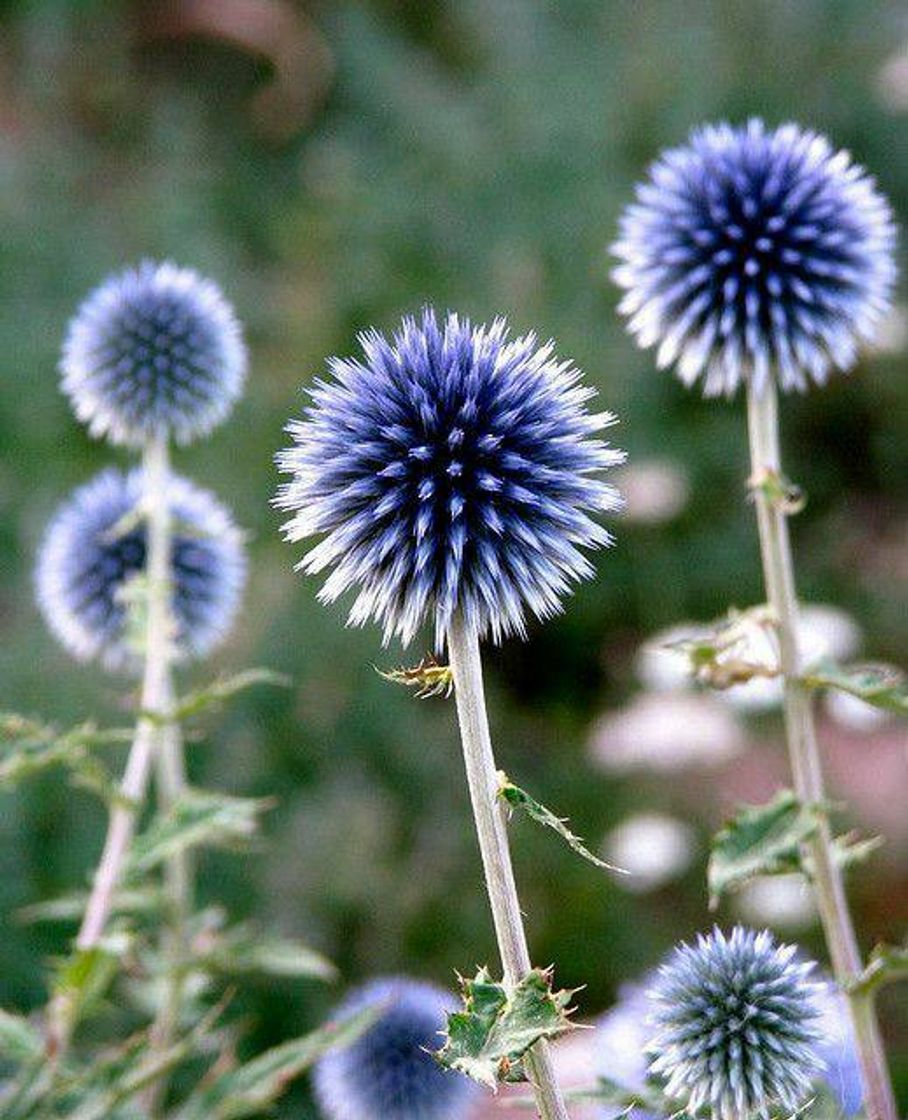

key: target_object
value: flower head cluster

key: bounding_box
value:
[646,926,823,1120]
[313,977,479,1120]
[36,468,246,670]
[613,120,896,395]
[277,309,623,647]
[61,260,246,446]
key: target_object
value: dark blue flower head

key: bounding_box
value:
[613,120,896,395]
[312,977,480,1120]
[646,927,823,1120]
[61,261,247,446]
[36,468,246,670]
[276,309,624,647]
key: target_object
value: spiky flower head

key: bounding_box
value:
[36,468,246,670]
[276,309,623,647]
[61,261,247,446]
[312,977,479,1120]
[646,926,823,1120]
[613,120,896,395]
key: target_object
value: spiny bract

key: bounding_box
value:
[613,120,896,395]
[61,260,247,446]
[646,926,823,1120]
[36,468,246,670]
[276,309,624,647]
[312,977,479,1120]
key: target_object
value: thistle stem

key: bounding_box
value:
[447,611,571,1120]
[745,381,895,1120]
[49,435,174,1056]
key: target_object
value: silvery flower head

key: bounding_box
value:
[312,977,479,1120]
[276,309,624,647]
[613,120,896,395]
[61,261,247,446]
[36,468,246,670]
[647,926,823,1120]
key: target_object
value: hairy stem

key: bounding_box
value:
[447,611,571,1120]
[746,381,895,1120]
[49,435,174,1057]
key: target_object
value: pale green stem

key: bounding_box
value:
[48,435,174,1058]
[447,611,571,1120]
[746,381,896,1120]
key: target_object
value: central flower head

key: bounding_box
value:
[277,309,623,646]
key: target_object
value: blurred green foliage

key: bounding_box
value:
[1,1,905,1114]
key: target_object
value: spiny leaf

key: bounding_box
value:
[377,655,453,698]
[172,1005,379,1120]
[168,669,292,723]
[802,660,907,715]
[849,943,908,998]
[436,968,578,1089]
[497,773,627,876]
[664,606,781,690]
[127,789,273,877]
[0,1009,43,1063]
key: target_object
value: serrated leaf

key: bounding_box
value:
[498,773,627,876]
[802,660,907,715]
[708,791,815,908]
[377,655,453,699]
[0,1009,43,1063]
[172,1006,379,1120]
[436,968,577,1089]
[127,789,273,877]
[850,943,908,998]
[168,669,291,723]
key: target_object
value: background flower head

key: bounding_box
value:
[61,260,247,446]
[613,120,896,395]
[36,467,246,670]
[312,976,479,1120]
[647,926,823,1120]
[277,308,624,647]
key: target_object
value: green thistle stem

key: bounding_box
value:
[48,435,174,1056]
[447,611,570,1120]
[746,381,895,1120]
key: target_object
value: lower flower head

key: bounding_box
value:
[35,468,246,670]
[613,120,896,395]
[276,309,623,647]
[646,926,823,1120]
[312,977,479,1120]
[61,261,247,446]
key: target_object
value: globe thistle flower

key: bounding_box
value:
[277,309,623,646]
[312,977,479,1120]
[36,468,246,670]
[646,926,823,1120]
[613,120,896,395]
[61,261,247,446]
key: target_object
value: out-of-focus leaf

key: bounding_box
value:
[172,1006,379,1120]
[436,968,577,1089]
[196,922,337,983]
[563,1074,670,1116]
[127,789,273,876]
[16,888,163,925]
[497,773,627,875]
[665,606,780,690]
[50,934,134,1028]
[850,943,908,998]
[0,1009,42,1063]
[802,661,906,715]
[168,669,291,723]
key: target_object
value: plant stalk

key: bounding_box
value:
[48,435,175,1056]
[745,380,896,1120]
[447,610,571,1120]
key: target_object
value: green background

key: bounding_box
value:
[1,1,905,1113]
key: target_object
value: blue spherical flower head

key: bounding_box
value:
[313,977,480,1120]
[36,468,246,670]
[613,120,896,395]
[61,261,247,446]
[646,927,824,1120]
[277,309,624,647]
